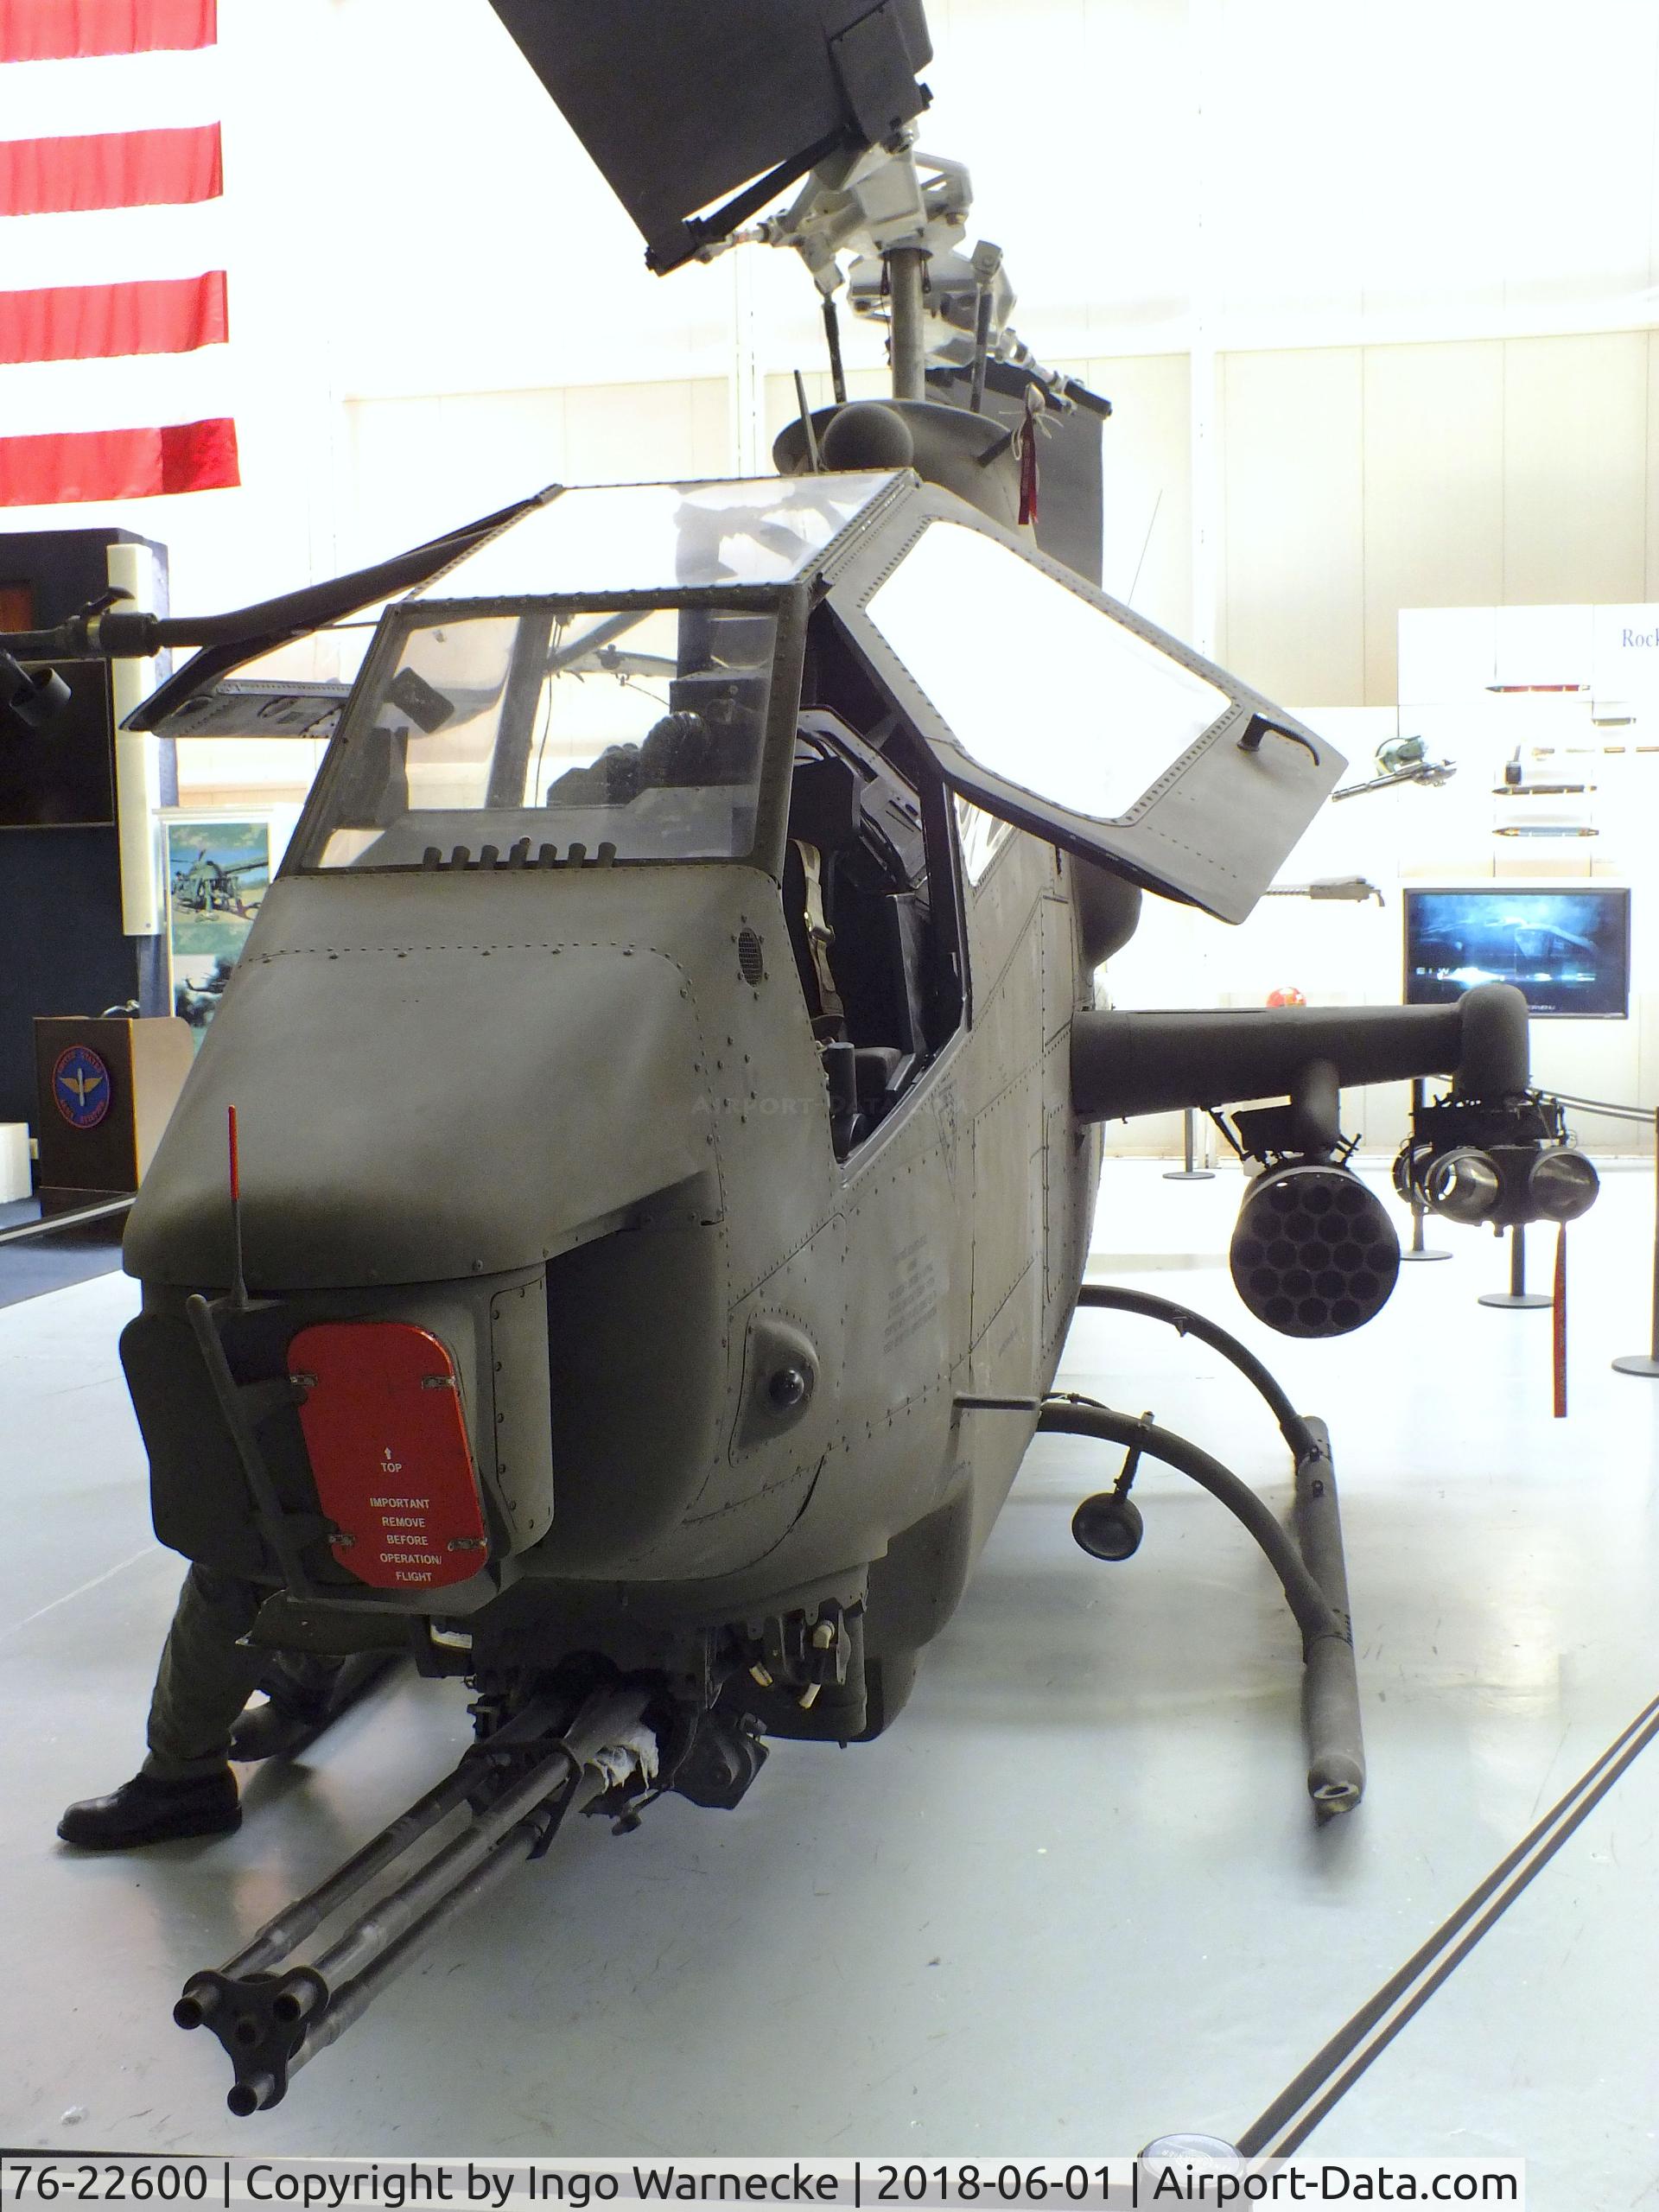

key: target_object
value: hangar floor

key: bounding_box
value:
[2,1160,1656,2201]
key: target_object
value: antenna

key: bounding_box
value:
[226,1104,249,1313]
[794,373,824,471]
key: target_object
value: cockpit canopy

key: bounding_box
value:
[291,473,906,876]
[257,467,1342,916]
[407,474,900,598]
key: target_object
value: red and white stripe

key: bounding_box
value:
[0,0,238,505]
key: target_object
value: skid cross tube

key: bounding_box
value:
[1038,1400,1364,1813]
[176,1687,652,2114]
[1075,1284,1319,1463]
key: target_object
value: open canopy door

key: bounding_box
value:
[844,513,1346,924]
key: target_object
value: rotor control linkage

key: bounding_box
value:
[1038,1399,1365,1815]
[175,1686,655,2115]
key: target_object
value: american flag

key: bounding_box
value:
[0,0,238,507]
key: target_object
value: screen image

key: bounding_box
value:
[1404,888,1630,1019]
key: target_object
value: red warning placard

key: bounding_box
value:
[289,1323,489,1592]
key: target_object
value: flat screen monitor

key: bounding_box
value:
[1403,887,1630,1020]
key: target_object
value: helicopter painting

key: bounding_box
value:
[0,0,1602,2119]
[170,850,267,922]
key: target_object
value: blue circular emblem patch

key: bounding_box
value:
[54,1045,111,1131]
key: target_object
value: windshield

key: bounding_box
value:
[299,601,778,871]
[413,474,902,599]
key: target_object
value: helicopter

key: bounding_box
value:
[171,853,269,921]
[0,0,1601,2119]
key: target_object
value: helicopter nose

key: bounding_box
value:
[126,936,716,1293]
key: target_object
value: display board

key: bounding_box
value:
[1403,887,1631,1020]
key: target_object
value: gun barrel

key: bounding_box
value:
[210,1764,480,1983]
[177,1686,656,2117]
[290,1755,622,2088]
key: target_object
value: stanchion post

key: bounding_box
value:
[1613,1125,1659,1378]
[1478,1222,1553,1312]
[1401,1198,1452,1262]
[1164,1106,1216,1183]
[1401,1081,1451,1262]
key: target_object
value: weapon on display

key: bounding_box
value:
[2,0,1602,2115]
[1332,734,1457,801]
[1263,875,1386,904]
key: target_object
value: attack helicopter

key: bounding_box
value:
[171,852,268,921]
[0,0,1599,2117]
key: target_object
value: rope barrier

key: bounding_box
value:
[1541,1089,1656,1124]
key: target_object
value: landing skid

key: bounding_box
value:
[1055,1285,1367,1815]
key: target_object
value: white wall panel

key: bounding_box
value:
[1362,343,1505,705]
[1210,3,1369,342]
[1088,353,1192,640]
[1491,0,1659,322]
[1503,334,1649,607]
[345,380,732,573]
[345,391,569,571]
[562,380,733,485]
[1221,347,1365,705]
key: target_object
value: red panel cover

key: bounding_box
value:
[289,1323,490,1593]
[0,271,228,365]
[0,2,217,62]
[0,124,222,217]
[0,416,239,505]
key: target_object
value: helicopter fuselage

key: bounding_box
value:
[118,466,1342,1742]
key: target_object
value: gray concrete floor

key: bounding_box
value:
[2,1161,1656,2199]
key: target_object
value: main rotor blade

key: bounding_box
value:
[487,0,933,271]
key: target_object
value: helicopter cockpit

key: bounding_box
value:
[290,473,908,880]
[301,600,779,871]
[274,467,953,1153]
